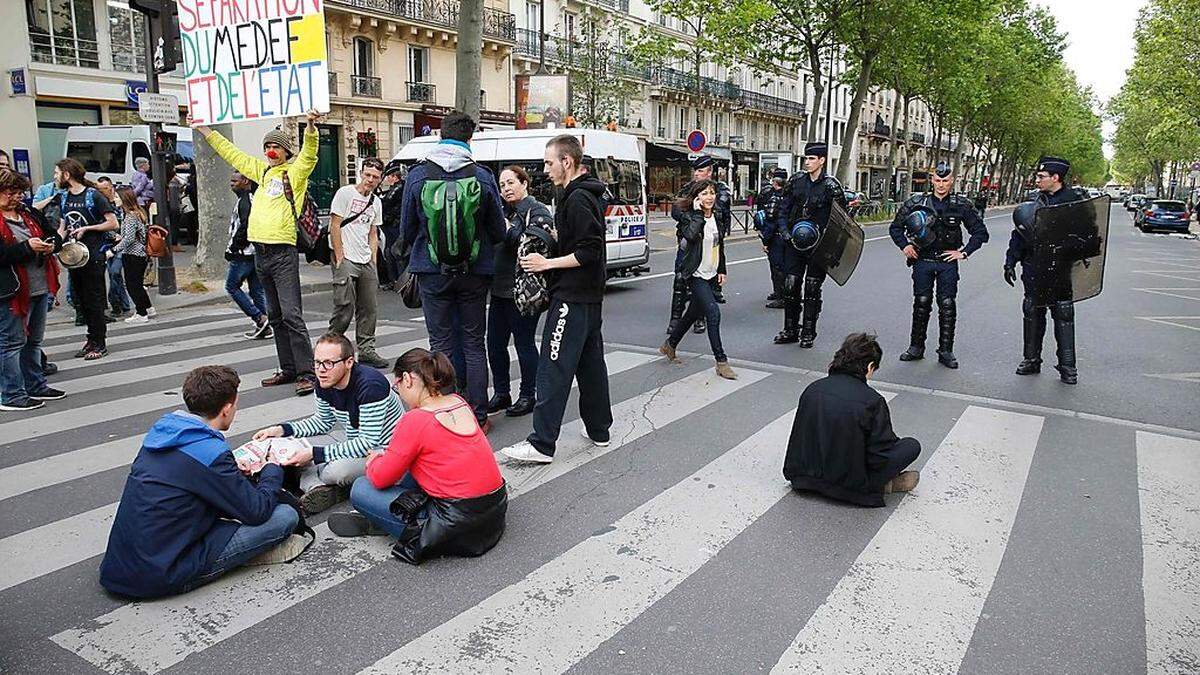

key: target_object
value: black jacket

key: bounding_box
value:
[0,206,61,301]
[224,188,254,261]
[888,192,989,261]
[671,180,732,235]
[391,483,508,565]
[674,209,727,279]
[551,174,607,303]
[781,171,846,230]
[1005,186,1087,270]
[783,372,901,508]
[493,196,552,299]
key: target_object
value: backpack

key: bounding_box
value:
[513,210,558,317]
[420,163,483,273]
[281,171,321,251]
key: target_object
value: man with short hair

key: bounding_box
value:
[99,365,300,598]
[329,158,387,368]
[225,171,271,339]
[95,176,132,319]
[378,159,406,289]
[193,110,322,396]
[253,333,403,513]
[130,156,154,208]
[400,111,506,425]
[784,333,921,507]
[500,134,613,464]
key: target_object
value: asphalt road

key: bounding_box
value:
[1,201,1196,674]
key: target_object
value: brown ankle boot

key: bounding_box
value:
[715,361,737,380]
[883,470,920,494]
[659,342,679,363]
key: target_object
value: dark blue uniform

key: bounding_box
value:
[755,181,788,305]
[1005,185,1088,383]
[774,171,847,346]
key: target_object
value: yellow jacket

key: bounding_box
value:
[205,128,319,245]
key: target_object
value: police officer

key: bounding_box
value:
[775,142,847,348]
[755,167,789,309]
[668,154,733,333]
[889,162,989,368]
[1004,156,1087,385]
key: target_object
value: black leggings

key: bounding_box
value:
[122,255,153,315]
[668,276,726,361]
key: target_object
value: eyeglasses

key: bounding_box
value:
[312,357,350,371]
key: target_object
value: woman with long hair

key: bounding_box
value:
[111,187,155,324]
[329,348,507,564]
[660,179,737,380]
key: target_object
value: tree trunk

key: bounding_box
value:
[835,52,873,184]
[932,116,943,166]
[805,40,825,141]
[900,93,913,199]
[952,121,967,176]
[883,82,904,201]
[192,123,236,279]
[455,0,484,120]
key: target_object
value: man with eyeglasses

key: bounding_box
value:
[1004,156,1089,385]
[253,333,403,514]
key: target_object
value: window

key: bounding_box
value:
[27,0,100,68]
[354,37,374,77]
[563,11,576,39]
[677,107,687,139]
[525,1,540,31]
[65,141,126,174]
[408,46,429,83]
[106,2,146,72]
[656,103,667,136]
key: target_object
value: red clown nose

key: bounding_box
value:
[265,149,280,160]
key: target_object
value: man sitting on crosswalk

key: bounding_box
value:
[784,333,921,507]
[254,333,403,514]
[99,366,301,598]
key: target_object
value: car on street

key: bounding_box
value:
[1135,200,1191,233]
[1127,194,1148,211]
[843,190,863,208]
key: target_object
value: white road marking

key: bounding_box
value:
[44,316,251,349]
[41,309,227,340]
[770,406,1044,674]
[1136,316,1200,333]
[1133,288,1200,302]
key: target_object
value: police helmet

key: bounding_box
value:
[1012,201,1037,234]
[904,207,938,249]
[790,220,820,251]
[753,210,768,230]
[770,167,788,181]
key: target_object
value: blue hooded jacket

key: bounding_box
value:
[99,411,284,598]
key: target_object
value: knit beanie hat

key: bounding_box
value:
[262,129,295,158]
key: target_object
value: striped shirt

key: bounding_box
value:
[281,365,404,463]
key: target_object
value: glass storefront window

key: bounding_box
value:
[26,0,100,68]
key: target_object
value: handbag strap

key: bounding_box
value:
[340,193,376,228]
[280,171,299,223]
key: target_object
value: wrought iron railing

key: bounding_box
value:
[740,90,805,119]
[28,30,100,68]
[330,0,516,41]
[407,81,436,103]
[513,29,650,80]
[860,121,891,137]
[910,131,926,144]
[652,66,740,100]
[584,0,630,12]
[352,75,382,98]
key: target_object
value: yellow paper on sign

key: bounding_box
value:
[288,13,327,63]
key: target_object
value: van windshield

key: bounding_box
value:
[481,157,643,211]
[66,142,126,174]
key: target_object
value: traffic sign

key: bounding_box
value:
[686,129,707,153]
[138,92,179,124]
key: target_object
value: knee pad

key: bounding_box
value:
[1021,296,1038,317]
[803,276,823,300]
[937,296,956,313]
[783,274,801,296]
[913,295,933,312]
[1051,301,1074,322]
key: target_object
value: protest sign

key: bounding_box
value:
[178,0,331,124]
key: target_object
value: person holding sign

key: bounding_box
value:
[192,110,321,397]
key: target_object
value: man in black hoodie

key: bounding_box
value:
[500,135,613,464]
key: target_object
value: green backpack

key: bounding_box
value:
[420,163,483,271]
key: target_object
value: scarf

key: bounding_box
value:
[0,209,61,320]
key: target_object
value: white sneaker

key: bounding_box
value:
[124,313,150,324]
[146,307,157,318]
[580,427,610,447]
[500,440,553,464]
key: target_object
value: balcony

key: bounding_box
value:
[328,72,338,96]
[860,121,891,138]
[29,30,99,69]
[910,131,926,144]
[583,0,631,12]
[652,66,740,101]
[656,126,667,137]
[740,91,806,119]
[514,29,650,80]
[330,0,517,42]
[352,75,382,98]
[407,81,436,103]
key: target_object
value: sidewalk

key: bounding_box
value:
[45,247,332,329]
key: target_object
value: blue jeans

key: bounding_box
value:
[107,254,131,314]
[350,474,424,539]
[668,276,727,361]
[487,296,540,399]
[0,294,50,404]
[225,259,267,322]
[418,273,489,421]
[189,504,298,588]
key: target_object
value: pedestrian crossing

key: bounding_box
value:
[1,307,1197,674]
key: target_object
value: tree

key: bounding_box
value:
[562,11,645,128]
[455,0,484,120]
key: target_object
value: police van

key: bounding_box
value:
[63,125,195,186]
[391,128,650,278]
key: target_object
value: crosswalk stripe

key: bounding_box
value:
[45,316,253,351]
[0,335,430,502]
[1135,431,1200,674]
[51,320,332,373]
[769,405,1044,674]
[0,326,413,441]
[50,359,756,675]
[41,308,227,341]
[0,503,118,593]
[360,409,796,674]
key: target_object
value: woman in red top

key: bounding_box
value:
[329,348,507,563]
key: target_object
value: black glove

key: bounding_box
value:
[1003,266,1016,287]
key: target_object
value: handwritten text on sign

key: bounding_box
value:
[179,0,330,124]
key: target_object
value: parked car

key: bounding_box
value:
[1127,194,1148,211]
[843,190,863,208]
[1136,200,1191,233]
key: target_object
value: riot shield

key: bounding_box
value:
[1028,195,1109,306]
[810,201,863,286]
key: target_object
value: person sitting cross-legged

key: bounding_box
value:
[329,348,507,565]
[783,332,922,507]
[253,333,403,514]
[99,366,301,599]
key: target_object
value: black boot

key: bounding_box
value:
[766,270,785,308]
[1015,297,1046,375]
[936,296,958,369]
[799,298,821,349]
[1051,301,1077,384]
[666,274,688,334]
[900,295,933,361]
[775,301,800,344]
[486,393,512,415]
